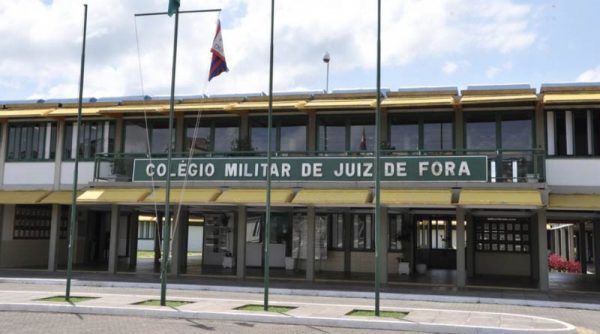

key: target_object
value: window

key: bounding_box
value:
[352,214,373,250]
[64,121,115,160]
[549,110,600,156]
[123,119,173,155]
[7,122,57,161]
[465,113,496,150]
[327,213,344,250]
[318,115,374,153]
[250,116,306,152]
[13,205,53,239]
[389,214,408,251]
[475,217,530,253]
[185,118,239,153]
[389,113,453,152]
[137,221,156,240]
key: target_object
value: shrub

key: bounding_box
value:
[547,253,581,273]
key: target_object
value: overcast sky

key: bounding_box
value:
[1,0,599,101]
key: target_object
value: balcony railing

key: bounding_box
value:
[93,149,545,183]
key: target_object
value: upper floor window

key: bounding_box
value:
[185,117,239,153]
[389,112,453,152]
[465,111,533,150]
[250,116,306,152]
[124,119,175,155]
[7,122,57,161]
[318,115,374,152]
[64,120,115,160]
[547,110,600,156]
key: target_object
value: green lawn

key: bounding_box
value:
[347,309,408,319]
[37,296,97,303]
[134,299,193,308]
[235,304,295,313]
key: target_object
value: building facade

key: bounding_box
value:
[0,83,599,291]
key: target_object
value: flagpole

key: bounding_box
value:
[160,6,179,307]
[374,0,382,316]
[264,0,275,311]
[66,3,88,301]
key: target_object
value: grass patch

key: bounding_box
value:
[347,309,408,319]
[134,299,193,308]
[38,296,97,303]
[235,304,296,313]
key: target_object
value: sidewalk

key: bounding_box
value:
[0,285,577,334]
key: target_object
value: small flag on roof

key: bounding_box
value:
[168,0,180,17]
[208,19,229,81]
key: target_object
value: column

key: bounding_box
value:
[108,205,119,274]
[546,111,555,155]
[537,210,549,291]
[554,229,560,255]
[171,208,187,276]
[47,205,60,271]
[175,113,185,152]
[579,222,587,274]
[379,206,389,284]
[454,103,464,151]
[456,207,466,288]
[565,110,574,155]
[114,117,124,153]
[560,228,567,259]
[154,213,163,266]
[594,222,600,282]
[53,120,64,188]
[236,206,246,279]
[128,213,139,270]
[306,206,315,281]
[239,111,249,144]
[466,213,474,278]
[567,225,575,261]
[535,101,546,152]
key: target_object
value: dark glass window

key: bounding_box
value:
[423,114,453,150]
[389,215,407,251]
[573,110,589,156]
[250,116,306,152]
[594,112,600,155]
[554,111,567,156]
[123,119,172,155]
[327,213,344,250]
[349,121,374,151]
[318,117,347,152]
[184,118,239,153]
[389,113,453,152]
[352,214,374,251]
[501,112,532,149]
[390,115,419,151]
[7,122,56,161]
[64,121,115,160]
[465,113,496,150]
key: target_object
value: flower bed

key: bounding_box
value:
[548,253,581,273]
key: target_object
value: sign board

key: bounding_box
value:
[132,156,488,182]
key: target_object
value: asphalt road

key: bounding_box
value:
[0,312,423,334]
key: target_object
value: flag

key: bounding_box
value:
[208,19,229,81]
[360,128,367,150]
[168,0,180,17]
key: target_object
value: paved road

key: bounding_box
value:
[0,282,598,333]
[0,312,423,334]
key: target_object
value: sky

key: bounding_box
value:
[0,0,599,101]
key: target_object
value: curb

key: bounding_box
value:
[2,277,600,311]
[0,303,577,334]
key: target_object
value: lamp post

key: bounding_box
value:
[323,52,330,92]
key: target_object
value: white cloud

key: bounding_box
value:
[442,62,458,74]
[577,66,600,82]
[485,62,513,79]
[0,0,538,100]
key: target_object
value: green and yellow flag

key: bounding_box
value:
[168,0,180,16]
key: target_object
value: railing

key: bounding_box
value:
[93,149,545,183]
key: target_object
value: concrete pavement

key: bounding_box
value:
[0,281,579,334]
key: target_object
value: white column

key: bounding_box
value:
[44,123,52,160]
[537,210,549,291]
[560,228,567,259]
[456,207,466,288]
[306,206,315,281]
[108,205,119,274]
[47,205,60,271]
[546,111,555,155]
[567,225,575,261]
[236,206,246,279]
[53,120,64,188]
[0,122,8,186]
[565,110,574,155]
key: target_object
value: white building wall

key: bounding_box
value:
[60,162,95,186]
[4,162,55,186]
[546,159,600,186]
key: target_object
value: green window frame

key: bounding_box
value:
[184,117,240,153]
[317,114,374,153]
[249,116,307,153]
[63,120,115,161]
[388,112,454,152]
